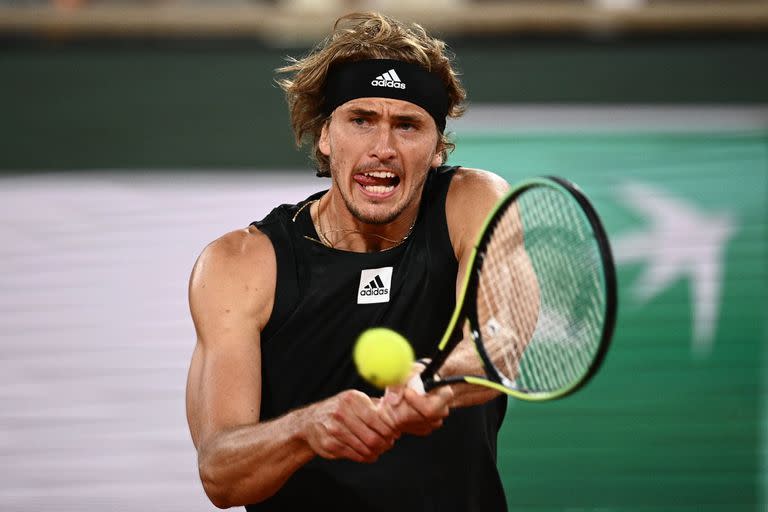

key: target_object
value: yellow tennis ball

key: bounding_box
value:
[353,327,415,389]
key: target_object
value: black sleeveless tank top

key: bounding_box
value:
[248,166,508,512]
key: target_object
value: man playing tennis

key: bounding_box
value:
[186,12,513,511]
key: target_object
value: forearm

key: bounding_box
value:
[448,383,501,408]
[198,409,315,508]
[437,349,502,408]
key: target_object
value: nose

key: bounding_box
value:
[369,125,397,162]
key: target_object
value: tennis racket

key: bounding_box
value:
[409,176,617,401]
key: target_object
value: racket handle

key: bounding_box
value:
[407,373,426,394]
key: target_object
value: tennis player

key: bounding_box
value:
[186,12,513,511]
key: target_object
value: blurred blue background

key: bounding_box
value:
[0,1,767,510]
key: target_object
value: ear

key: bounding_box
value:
[318,120,331,157]
[431,140,444,168]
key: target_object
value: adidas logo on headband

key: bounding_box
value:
[323,59,448,131]
[371,69,406,90]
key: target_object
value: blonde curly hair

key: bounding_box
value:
[276,12,467,177]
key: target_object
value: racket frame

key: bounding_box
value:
[418,176,617,402]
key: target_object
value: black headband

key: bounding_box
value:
[322,59,450,132]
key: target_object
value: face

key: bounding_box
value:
[318,97,443,225]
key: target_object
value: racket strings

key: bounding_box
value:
[475,187,606,394]
[534,194,593,387]
[476,204,539,384]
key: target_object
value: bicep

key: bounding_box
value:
[185,232,275,449]
[441,170,510,395]
[447,169,510,295]
[186,329,263,450]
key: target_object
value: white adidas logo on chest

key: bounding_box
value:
[357,267,393,304]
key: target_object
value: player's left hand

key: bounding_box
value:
[379,373,453,436]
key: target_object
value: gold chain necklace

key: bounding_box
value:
[294,199,416,250]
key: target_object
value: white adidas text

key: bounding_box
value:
[371,69,406,90]
[371,79,406,89]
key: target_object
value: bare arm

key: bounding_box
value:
[443,168,539,407]
[186,228,398,508]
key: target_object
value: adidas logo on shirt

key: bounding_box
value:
[357,267,393,304]
[361,275,387,295]
[371,69,406,90]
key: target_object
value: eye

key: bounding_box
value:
[351,117,368,126]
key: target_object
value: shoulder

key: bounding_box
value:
[189,226,276,330]
[195,226,275,279]
[447,167,509,201]
[445,168,510,255]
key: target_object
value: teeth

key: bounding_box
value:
[364,185,395,194]
[364,171,396,179]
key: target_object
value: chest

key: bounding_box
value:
[259,231,458,416]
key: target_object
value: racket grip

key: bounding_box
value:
[407,373,426,395]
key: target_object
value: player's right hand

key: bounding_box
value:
[301,390,399,463]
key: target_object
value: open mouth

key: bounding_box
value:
[353,170,401,195]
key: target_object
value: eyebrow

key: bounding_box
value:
[346,107,426,123]
[347,108,378,117]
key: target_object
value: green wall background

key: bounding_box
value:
[1,37,767,171]
[453,131,767,510]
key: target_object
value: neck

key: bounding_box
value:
[311,193,418,253]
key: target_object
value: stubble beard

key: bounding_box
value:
[345,196,405,225]
[332,160,426,226]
